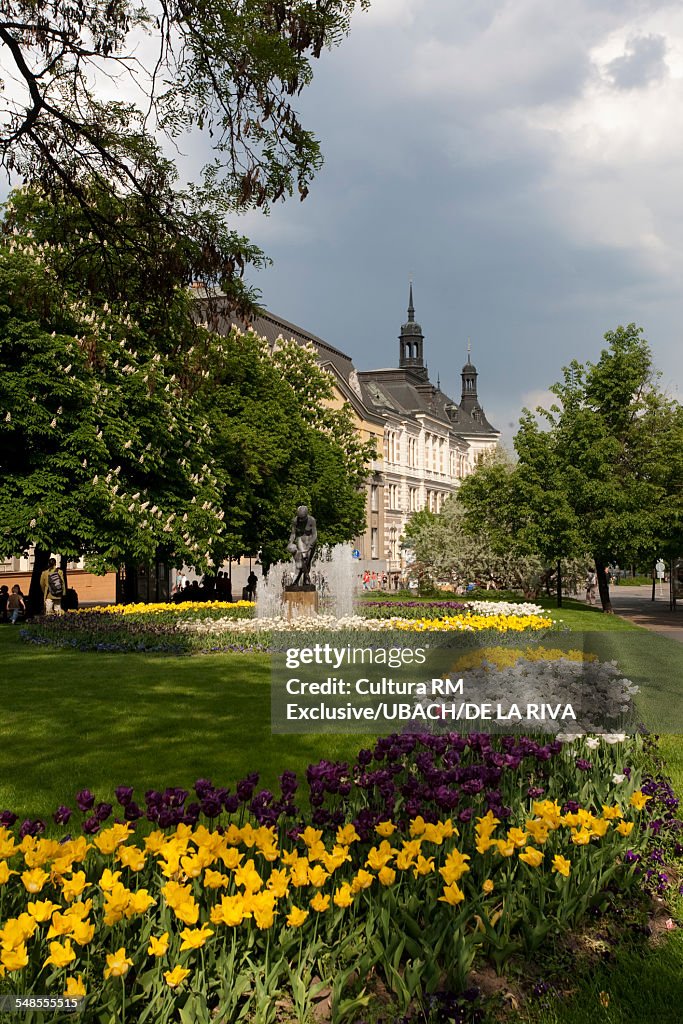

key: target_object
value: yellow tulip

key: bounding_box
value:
[336,824,360,846]
[165,966,191,988]
[375,821,396,837]
[301,826,323,848]
[438,882,465,906]
[518,847,543,868]
[552,854,571,877]
[21,868,49,894]
[61,872,88,902]
[1,943,29,972]
[0,860,18,885]
[118,846,146,872]
[310,892,330,912]
[44,939,77,969]
[27,899,59,923]
[629,791,651,811]
[125,889,156,916]
[94,824,132,855]
[71,919,95,946]
[350,869,374,893]
[615,821,634,837]
[173,899,199,926]
[482,879,495,894]
[64,975,86,997]
[307,864,329,888]
[333,884,354,908]
[99,869,122,891]
[378,866,396,887]
[148,933,170,957]
[104,947,133,979]
[412,855,435,878]
[286,906,309,927]
[180,925,213,951]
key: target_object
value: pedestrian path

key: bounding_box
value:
[608,584,683,645]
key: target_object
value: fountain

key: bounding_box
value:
[256,543,358,620]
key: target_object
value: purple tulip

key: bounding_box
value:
[0,810,17,827]
[115,786,135,806]
[19,819,46,838]
[95,802,113,822]
[76,789,95,812]
[53,805,72,825]
[82,816,100,835]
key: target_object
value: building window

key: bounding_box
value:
[371,527,379,559]
[371,485,378,512]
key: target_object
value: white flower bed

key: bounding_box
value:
[420,656,639,735]
[465,601,546,616]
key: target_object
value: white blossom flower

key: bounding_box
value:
[612,773,626,785]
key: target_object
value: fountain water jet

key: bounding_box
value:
[256,544,358,619]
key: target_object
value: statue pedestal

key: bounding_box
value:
[283,585,318,619]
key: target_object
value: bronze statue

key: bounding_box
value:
[287,505,317,586]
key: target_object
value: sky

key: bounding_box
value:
[3,0,683,442]
[215,0,683,441]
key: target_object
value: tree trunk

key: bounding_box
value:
[595,557,613,613]
[28,547,51,617]
[59,555,69,592]
[556,561,562,608]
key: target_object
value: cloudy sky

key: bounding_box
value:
[4,0,682,441]
[217,0,683,440]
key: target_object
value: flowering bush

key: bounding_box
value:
[0,736,655,1023]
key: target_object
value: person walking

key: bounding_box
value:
[40,558,65,614]
[585,569,597,606]
[8,585,26,624]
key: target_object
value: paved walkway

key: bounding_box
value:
[605,584,683,645]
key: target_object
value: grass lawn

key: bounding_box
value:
[2,613,683,1023]
[2,599,683,818]
[0,627,374,822]
[510,925,683,1024]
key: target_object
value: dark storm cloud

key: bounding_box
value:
[606,34,668,90]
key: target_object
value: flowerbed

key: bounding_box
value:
[360,601,545,620]
[418,646,641,735]
[1,733,678,1022]
[20,605,555,655]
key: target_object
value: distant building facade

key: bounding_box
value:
[206,285,499,573]
[354,286,499,571]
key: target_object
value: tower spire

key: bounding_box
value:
[398,280,426,377]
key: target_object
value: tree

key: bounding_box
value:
[0,0,369,290]
[494,326,683,612]
[190,329,375,571]
[459,444,583,607]
[0,189,374,601]
[0,199,229,608]
[403,493,547,596]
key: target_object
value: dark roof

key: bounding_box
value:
[192,289,498,438]
[196,292,355,380]
[357,367,498,436]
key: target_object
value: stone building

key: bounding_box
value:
[353,286,499,571]
[210,285,499,574]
